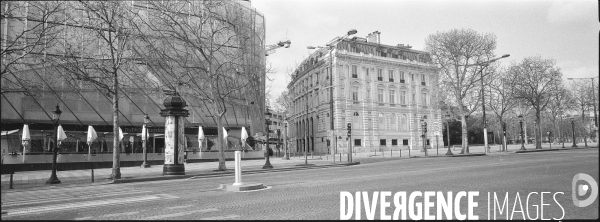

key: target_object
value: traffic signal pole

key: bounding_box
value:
[347,123,352,162]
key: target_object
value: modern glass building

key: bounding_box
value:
[1,0,267,163]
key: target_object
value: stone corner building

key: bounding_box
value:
[287,31,442,154]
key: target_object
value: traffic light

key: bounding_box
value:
[347,123,352,137]
[502,123,507,135]
[424,122,428,133]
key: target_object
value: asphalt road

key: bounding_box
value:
[2,149,598,220]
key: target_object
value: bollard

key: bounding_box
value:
[10,173,14,189]
[375,149,377,156]
[311,151,313,158]
[233,151,242,186]
[91,168,94,182]
[339,153,341,162]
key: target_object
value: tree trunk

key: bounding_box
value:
[110,70,121,179]
[536,111,542,149]
[460,115,469,154]
[582,109,588,147]
[217,113,227,171]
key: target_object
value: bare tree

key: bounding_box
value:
[1,1,64,91]
[545,86,571,143]
[132,0,264,171]
[55,1,137,179]
[507,56,563,149]
[425,28,498,154]
[487,67,518,151]
[568,79,595,146]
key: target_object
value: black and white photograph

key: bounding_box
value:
[1,0,598,220]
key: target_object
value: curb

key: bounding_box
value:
[409,153,487,158]
[515,146,598,153]
[111,162,360,184]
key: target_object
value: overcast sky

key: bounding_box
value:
[251,0,598,106]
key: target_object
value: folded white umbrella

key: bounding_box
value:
[87,125,97,145]
[241,127,248,148]
[223,127,228,141]
[118,127,124,141]
[197,126,204,149]
[141,125,147,141]
[57,125,67,147]
[22,124,30,163]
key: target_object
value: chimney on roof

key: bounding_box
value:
[366,31,380,44]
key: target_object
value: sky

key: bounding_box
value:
[251,0,599,107]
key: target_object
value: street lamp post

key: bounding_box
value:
[308,29,357,162]
[547,131,551,149]
[519,114,526,151]
[571,117,578,147]
[445,113,453,155]
[283,119,289,160]
[141,114,151,168]
[561,113,565,148]
[468,54,510,153]
[263,111,273,169]
[46,104,62,184]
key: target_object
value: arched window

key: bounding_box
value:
[353,112,361,129]
[378,113,385,130]
[391,114,397,130]
[401,114,408,131]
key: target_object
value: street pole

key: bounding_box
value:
[46,105,62,184]
[571,118,578,147]
[519,116,526,151]
[263,114,273,169]
[141,114,150,168]
[446,116,453,155]
[283,120,289,160]
[593,80,598,146]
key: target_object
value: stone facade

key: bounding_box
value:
[287,32,442,154]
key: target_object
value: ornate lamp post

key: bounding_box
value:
[263,110,273,169]
[46,104,62,184]
[445,112,453,155]
[519,114,526,151]
[571,117,578,147]
[141,113,151,168]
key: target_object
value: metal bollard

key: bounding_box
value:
[10,173,14,189]
[339,153,341,162]
[91,168,94,182]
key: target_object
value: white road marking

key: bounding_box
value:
[3,194,177,217]
[2,190,152,207]
[141,208,219,219]
[74,211,139,220]
[167,204,194,209]
[200,214,240,220]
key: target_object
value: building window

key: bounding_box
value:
[352,86,359,102]
[421,92,428,105]
[352,65,358,78]
[354,139,361,146]
[403,139,409,145]
[380,139,386,146]
[378,113,385,129]
[400,91,406,104]
[388,70,394,82]
[401,114,408,131]
[411,73,414,82]
[392,139,398,145]
[389,90,395,104]
[366,89,370,99]
[421,74,427,86]
[400,71,405,83]
[365,67,369,76]
[377,69,383,81]
[412,93,416,103]
[378,89,384,103]
[391,114,397,130]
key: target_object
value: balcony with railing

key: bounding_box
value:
[389,78,394,82]
[377,77,383,81]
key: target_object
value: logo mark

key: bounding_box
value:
[572,173,598,207]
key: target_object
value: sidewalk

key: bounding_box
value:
[2,143,597,191]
